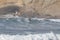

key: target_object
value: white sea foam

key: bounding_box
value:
[18,17,60,22]
[0,32,60,40]
[26,18,60,22]
[30,18,60,22]
[20,17,60,22]
[48,19,60,22]
[2,14,60,23]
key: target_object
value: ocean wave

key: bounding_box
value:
[1,14,60,23]
[48,19,60,22]
[29,18,60,22]
[0,32,60,40]
[15,17,60,22]
[15,17,60,23]
[0,17,60,40]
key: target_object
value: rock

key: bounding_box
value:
[0,0,60,18]
[0,5,20,15]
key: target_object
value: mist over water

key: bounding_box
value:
[0,17,60,40]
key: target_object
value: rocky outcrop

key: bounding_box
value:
[0,0,60,18]
[0,5,20,15]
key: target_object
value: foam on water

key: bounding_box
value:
[2,15,60,23]
[28,18,60,23]
[0,32,60,40]
[0,17,60,34]
[14,17,60,23]
[0,16,60,40]
[48,19,60,22]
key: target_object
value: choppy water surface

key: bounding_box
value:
[0,17,60,40]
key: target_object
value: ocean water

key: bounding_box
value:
[0,17,60,40]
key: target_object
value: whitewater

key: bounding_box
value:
[0,31,60,40]
[0,17,60,40]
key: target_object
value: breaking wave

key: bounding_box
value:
[3,17,60,22]
[1,14,60,22]
[0,31,60,40]
[0,16,60,40]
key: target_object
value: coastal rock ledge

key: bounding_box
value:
[0,0,60,18]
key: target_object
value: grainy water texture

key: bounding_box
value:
[0,17,60,40]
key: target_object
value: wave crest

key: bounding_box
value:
[0,32,60,40]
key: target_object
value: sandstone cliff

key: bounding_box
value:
[0,0,60,18]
